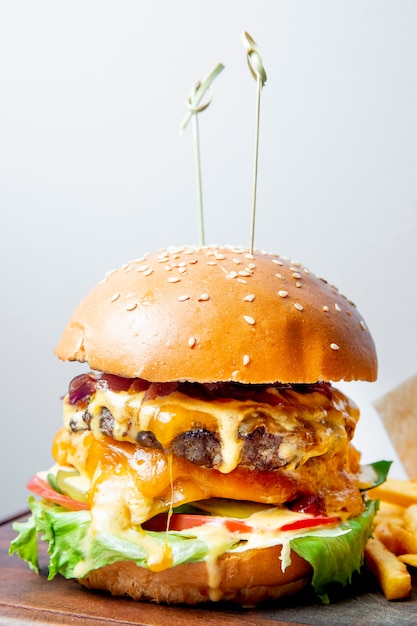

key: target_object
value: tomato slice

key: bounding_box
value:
[279,516,340,532]
[27,475,90,511]
[144,512,341,534]
[143,513,252,533]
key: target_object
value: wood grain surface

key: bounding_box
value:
[1,514,416,626]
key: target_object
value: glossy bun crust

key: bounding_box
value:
[79,545,312,605]
[55,245,377,384]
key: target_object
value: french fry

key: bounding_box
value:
[373,510,404,529]
[388,523,417,554]
[398,554,417,568]
[364,537,411,600]
[365,481,417,600]
[377,500,405,519]
[373,522,404,555]
[403,504,417,535]
[368,478,417,508]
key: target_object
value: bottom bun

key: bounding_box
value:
[79,546,313,605]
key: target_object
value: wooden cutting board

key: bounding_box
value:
[1,514,416,626]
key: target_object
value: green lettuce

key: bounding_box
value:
[10,496,377,602]
[291,498,378,603]
[10,496,216,580]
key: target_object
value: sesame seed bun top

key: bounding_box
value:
[54,245,377,384]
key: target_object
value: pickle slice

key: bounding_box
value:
[55,467,90,504]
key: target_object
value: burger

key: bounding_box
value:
[10,244,388,605]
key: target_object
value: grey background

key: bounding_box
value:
[1,1,416,517]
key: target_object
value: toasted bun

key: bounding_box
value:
[79,545,312,605]
[55,245,377,384]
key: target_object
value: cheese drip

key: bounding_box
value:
[63,385,359,474]
[54,383,363,577]
[52,426,359,576]
[52,423,364,527]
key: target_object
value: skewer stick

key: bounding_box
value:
[180,63,224,246]
[241,32,267,254]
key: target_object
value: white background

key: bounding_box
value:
[1,1,416,518]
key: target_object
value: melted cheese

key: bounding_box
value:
[52,423,361,574]
[53,422,363,524]
[53,385,363,578]
[63,385,359,475]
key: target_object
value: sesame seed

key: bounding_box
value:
[207,261,217,266]
[330,343,340,351]
[243,355,250,366]
[178,267,187,274]
[360,320,367,330]
[137,264,149,272]
[237,278,247,284]
[188,336,196,348]
[233,258,242,265]
[278,290,288,298]
[292,272,301,279]
[295,282,302,288]
[323,305,329,312]
[243,294,255,302]
[168,277,181,283]
[177,295,190,302]
[215,253,226,260]
[74,336,84,352]
[165,265,173,271]
[198,294,210,301]
[239,270,252,277]
[143,268,153,276]
[245,253,255,260]
[243,315,256,325]
[293,303,304,311]
[110,293,120,303]
[105,268,117,277]
[124,266,133,272]
[272,259,283,266]
[275,273,284,280]
[226,271,238,279]
[126,303,137,311]
[334,303,341,312]
[248,263,256,270]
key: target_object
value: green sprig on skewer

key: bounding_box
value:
[241,32,267,254]
[180,63,225,246]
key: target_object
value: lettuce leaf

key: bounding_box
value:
[10,496,378,603]
[8,514,40,574]
[359,460,392,491]
[291,498,378,603]
[10,496,214,580]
